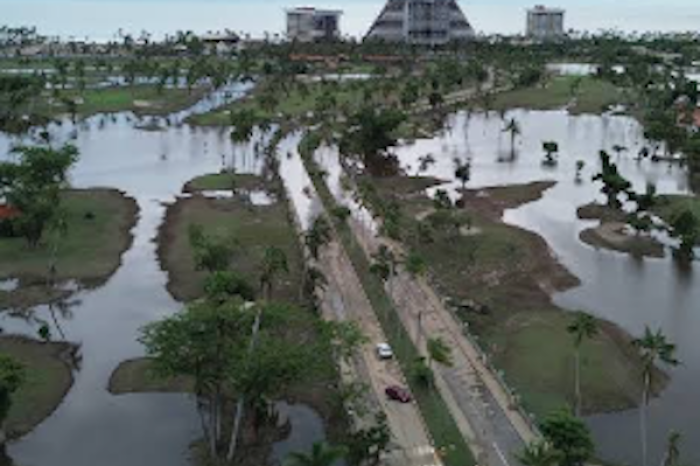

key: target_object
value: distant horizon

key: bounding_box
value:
[3,0,700,41]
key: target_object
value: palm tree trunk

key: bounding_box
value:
[575,348,582,416]
[641,372,650,466]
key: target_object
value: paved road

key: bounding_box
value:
[349,216,537,466]
[318,239,443,466]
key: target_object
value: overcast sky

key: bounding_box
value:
[3,0,700,40]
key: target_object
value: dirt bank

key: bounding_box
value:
[580,222,665,259]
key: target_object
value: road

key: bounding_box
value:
[349,215,537,466]
[278,140,442,466]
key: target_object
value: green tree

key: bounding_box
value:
[592,151,632,209]
[0,354,25,447]
[567,312,598,416]
[633,327,680,466]
[188,224,238,273]
[427,337,453,370]
[346,412,391,466]
[259,246,289,300]
[542,141,560,167]
[540,409,594,466]
[285,442,347,466]
[518,440,563,466]
[454,158,472,192]
[669,209,699,261]
[305,216,332,261]
[0,144,79,248]
[662,431,682,466]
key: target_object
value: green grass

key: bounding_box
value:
[492,76,628,114]
[0,189,137,283]
[0,336,74,439]
[46,85,207,117]
[299,138,475,466]
[653,194,700,221]
[159,175,302,303]
[185,173,265,193]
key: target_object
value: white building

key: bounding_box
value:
[366,0,474,46]
[286,8,343,42]
[526,5,565,40]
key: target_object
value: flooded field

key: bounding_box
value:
[0,87,327,466]
[0,85,698,466]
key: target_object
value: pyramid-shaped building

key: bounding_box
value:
[365,0,475,45]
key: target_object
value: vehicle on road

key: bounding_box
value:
[385,385,412,403]
[376,342,393,360]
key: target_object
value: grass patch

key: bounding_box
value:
[45,85,208,118]
[109,358,194,395]
[158,175,302,303]
[492,76,628,114]
[0,189,137,284]
[184,173,265,193]
[653,194,700,235]
[299,137,476,466]
[0,336,74,439]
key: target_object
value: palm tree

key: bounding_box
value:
[517,440,562,466]
[633,327,680,466]
[453,158,472,192]
[662,431,681,466]
[503,117,521,156]
[285,442,347,466]
[427,337,453,370]
[567,312,598,416]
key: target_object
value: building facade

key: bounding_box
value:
[526,5,565,40]
[286,8,342,42]
[366,0,475,46]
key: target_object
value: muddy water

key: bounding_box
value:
[0,87,328,466]
[376,109,698,466]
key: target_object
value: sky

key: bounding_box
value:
[2,0,700,41]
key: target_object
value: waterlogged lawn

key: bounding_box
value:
[493,76,629,114]
[0,189,137,283]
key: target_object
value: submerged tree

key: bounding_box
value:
[542,141,560,167]
[503,117,522,156]
[669,209,699,262]
[454,158,472,192]
[592,151,632,209]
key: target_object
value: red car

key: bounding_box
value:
[385,385,412,403]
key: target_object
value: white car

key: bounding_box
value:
[376,343,394,360]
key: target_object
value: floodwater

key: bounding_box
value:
[2,84,699,465]
[0,86,326,466]
[377,109,698,466]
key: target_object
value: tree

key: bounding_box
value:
[338,107,405,177]
[141,300,315,463]
[427,337,453,369]
[259,246,289,300]
[540,409,594,466]
[503,118,521,155]
[669,209,699,261]
[592,151,632,209]
[518,440,562,466]
[0,354,24,447]
[0,144,79,248]
[346,412,391,466]
[542,141,560,167]
[567,312,598,416]
[285,442,347,466]
[454,158,472,192]
[188,224,238,273]
[633,327,680,466]
[575,160,585,183]
[662,431,682,466]
[404,252,427,279]
[305,216,332,261]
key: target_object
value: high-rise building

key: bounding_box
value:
[365,0,475,46]
[286,7,343,43]
[526,5,565,40]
